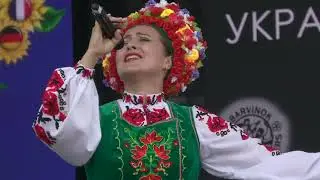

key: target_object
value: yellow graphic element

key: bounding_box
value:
[0,0,64,64]
[0,22,30,64]
[0,0,47,32]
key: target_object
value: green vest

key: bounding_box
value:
[85,101,201,180]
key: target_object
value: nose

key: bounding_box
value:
[126,42,137,50]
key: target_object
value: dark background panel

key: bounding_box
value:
[72,0,320,179]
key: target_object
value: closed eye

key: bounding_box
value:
[140,37,150,41]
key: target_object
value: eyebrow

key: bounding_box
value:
[124,32,151,39]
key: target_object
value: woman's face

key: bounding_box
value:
[116,25,171,80]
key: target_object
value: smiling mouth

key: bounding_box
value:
[124,53,142,63]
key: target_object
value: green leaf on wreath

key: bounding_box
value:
[36,6,65,32]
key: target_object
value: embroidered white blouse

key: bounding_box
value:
[32,65,320,180]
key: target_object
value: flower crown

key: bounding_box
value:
[102,0,207,96]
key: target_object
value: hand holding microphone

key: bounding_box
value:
[91,3,125,49]
[80,4,126,69]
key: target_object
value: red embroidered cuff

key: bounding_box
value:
[74,63,95,79]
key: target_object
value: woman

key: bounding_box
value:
[33,1,320,179]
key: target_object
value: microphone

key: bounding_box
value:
[91,3,124,50]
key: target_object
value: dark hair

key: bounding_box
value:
[150,24,173,56]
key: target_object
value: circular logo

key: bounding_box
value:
[219,97,291,152]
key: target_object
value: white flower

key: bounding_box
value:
[171,76,177,83]
[159,0,168,6]
[181,85,187,92]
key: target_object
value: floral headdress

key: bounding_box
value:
[102,0,207,96]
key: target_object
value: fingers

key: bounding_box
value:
[114,29,123,41]
[107,14,127,23]
[92,21,102,35]
[106,29,123,49]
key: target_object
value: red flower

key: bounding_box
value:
[154,160,172,173]
[123,108,145,126]
[167,30,176,40]
[156,95,163,102]
[42,91,59,116]
[83,69,92,78]
[140,131,163,145]
[166,4,179,12]
[168,14,181,24]
[188,16,195,22]
[130,160,142,168]
[140,174,162,180]
[130,161,148,172]
[240,130,249,140]
[163,22,171,31]
[196,106,209,113]
[138,96,144,104]
[184,29,194,37]
[58,112,66,121]
[131,145,148,160]
[185,37,197,49]
[146,108,170,124]
[156,21,165,28]
[207,116,229,133]
[124,94,132,103]
[33,124,55,146]
[263,144,280,153]
[47,71,64,91]
[149,6,163,16]
[172,42,183,51]
[159,160,172,168]
[153,145,170,160]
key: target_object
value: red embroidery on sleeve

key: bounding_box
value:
[207,116,231,137]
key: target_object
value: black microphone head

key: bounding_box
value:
[91,3,100,11]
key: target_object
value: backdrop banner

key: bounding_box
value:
[198,0,320,153]
[0,0,74,179]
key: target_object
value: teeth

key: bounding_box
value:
[125,55,140,62]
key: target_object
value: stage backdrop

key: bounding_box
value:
[0,0,74,179]
[199,0,320,153]
[72,1,320,180]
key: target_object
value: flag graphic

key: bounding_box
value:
[9,0,32,21]
[0,26,23,50]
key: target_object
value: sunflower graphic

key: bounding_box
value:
[0,22,30,64]
[0,0,64,64]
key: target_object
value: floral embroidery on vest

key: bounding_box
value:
[119,92,171,126]
[123,129,177,179]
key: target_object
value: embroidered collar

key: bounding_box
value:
[122,91,165,105]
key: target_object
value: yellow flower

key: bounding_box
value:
[160,9,174,18]
[129,12,140,19]
[185,49,199,63]
[176,25,191,35]
[102,56,110,70]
